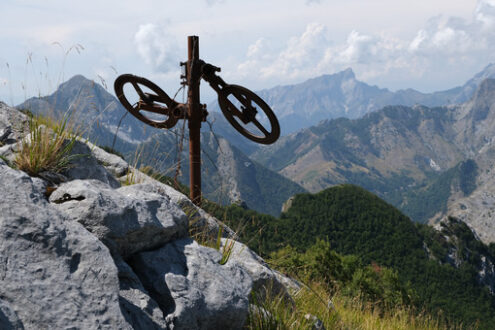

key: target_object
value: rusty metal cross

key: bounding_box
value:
[114,36,280,206]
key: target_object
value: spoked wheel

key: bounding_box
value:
[218,84,280,144]
[114,74,179,129]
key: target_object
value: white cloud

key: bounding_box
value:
[134,23,180,73]
[240,23,330,80]
[233,0,495,90]
[336,31,376,63]
[246,38,268,58]
[475,0,495,28]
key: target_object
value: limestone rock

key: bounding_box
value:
[64,139,121,188]
[0,299,24,330]
[121,170,235,239]
[130,238,252,330]
[0,102,28,162]
[304,313,326,330]
[49,180,188,257]
[88,141,129,177]
[0,164,130,329]
[0,102,28,144]
[0,125,12,142]
[115,257,168,329]
[281,196,295,213]
[222,238,301,300]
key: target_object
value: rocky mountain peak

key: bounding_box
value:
[339,67,356,80]
[319,67,356,82]
[310,67,357,88]
[54,74,102,98]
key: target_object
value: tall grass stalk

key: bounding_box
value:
[14,113,77,176]
[246,282,448,330]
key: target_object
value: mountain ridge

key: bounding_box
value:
[208,63,495,140]
[252,79,495,243]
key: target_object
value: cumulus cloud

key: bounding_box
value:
[134,23,180,73]
[238,23,331,80]
[236,0,495,88]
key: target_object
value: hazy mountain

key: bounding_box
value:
[208,63,495,139]
[18,75,162,151]
[17,75,306,215]
[133,129,307,216]
[252,79,495,242]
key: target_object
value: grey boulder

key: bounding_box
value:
[50,180,189,257]
[64,139,121,187]
[0,102,28,162]
[87,141,129,177]
[130,238,253,330]
[115,256,168,329]
[222,239,301,300]
[0,164,130,329]
[123,171,235,239]
[0,102,28,144]
[0,299,24,330]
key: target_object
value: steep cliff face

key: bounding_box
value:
[0,103,298,329]
[427,80,495,242]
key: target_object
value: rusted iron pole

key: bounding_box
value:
[187,36,202,206]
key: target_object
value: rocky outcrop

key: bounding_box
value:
[0,103,297,329]
[49,180,189,257]
[222,238,300,300]
[0,163,131,329]
[0,102,28,163]
[65,140,121,188]
[430,217,495,294]
[130,239,252,329]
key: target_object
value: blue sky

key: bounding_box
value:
[0,0,493,104]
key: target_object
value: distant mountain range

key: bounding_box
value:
[209,63,495,138]
[16,64,495,232]
[18,75,306,216]
[252,79,495,243]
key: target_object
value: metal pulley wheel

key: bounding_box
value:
[114,74,180,129]
[218,84,280,144]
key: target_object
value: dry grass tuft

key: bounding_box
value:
[246,282,448,330]
[14,113,77,176]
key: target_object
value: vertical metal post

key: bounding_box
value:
[187,36,202,206]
